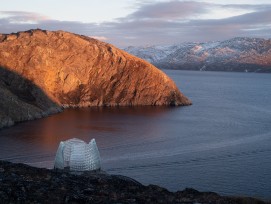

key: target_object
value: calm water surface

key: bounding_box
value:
[0,70,271,200]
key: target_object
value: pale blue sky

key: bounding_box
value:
[1,0,271,46]
[1,0,138,23]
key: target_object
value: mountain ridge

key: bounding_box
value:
[124,37,271,73]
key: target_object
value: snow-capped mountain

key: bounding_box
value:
[124,37,271,73]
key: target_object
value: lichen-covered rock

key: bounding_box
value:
[0,29,191,128]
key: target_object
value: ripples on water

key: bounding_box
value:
[0,70,271,200]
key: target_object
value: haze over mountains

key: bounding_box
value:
[124,37,271,73]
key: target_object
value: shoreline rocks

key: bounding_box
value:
[0,160,267,203]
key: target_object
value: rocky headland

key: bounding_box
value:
[0,160,267,204]
[0,29,191,129]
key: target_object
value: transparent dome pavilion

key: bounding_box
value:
[54,138,101,171]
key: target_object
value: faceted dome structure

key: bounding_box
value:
[54,138,101,171]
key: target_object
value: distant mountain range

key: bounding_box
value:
[124,37,271,73]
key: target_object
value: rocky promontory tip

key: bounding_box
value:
[0,29,191,128]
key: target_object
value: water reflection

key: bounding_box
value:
[0,106,175,165]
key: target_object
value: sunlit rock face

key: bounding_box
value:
[0,29,191,128]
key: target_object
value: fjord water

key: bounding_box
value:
[0,70,271,200]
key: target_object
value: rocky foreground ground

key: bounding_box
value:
[0,160,267,204]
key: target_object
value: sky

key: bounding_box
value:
[0,0,271,46]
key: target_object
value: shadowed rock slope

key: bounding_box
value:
[0,67,62,128]
[0,29,191,128]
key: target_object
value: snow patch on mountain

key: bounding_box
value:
[123,37,271,73]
